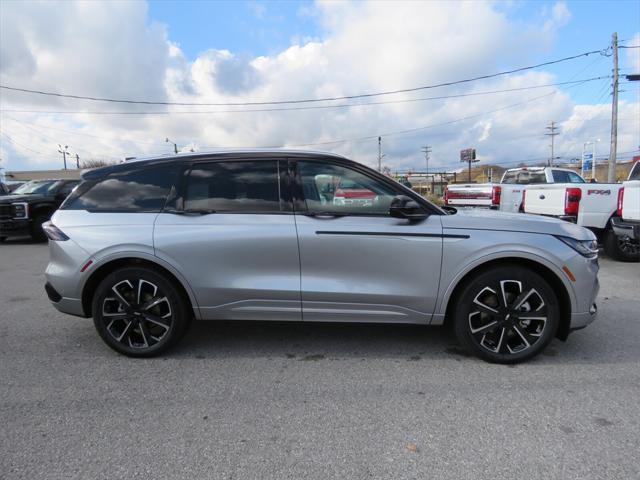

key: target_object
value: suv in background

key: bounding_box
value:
[43,150,599,363]
[0,179,79,242]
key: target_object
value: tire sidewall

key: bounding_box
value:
[92,266,189,357]
[453,266,560,364]
[603,228,640,262]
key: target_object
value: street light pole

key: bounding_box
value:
[166,137,178,154]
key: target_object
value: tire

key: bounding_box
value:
[92,266,192,357]
[453,265,560,364]
[603,228,640,262]
[30,214,50,242]
[0,237,6,243]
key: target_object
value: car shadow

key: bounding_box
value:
[167,317,637,366]
[174,320,465,362]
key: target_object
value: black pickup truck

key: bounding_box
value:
[0,179,79,242]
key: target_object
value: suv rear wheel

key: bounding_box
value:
[92,266,191,357]
[453,265,560,364]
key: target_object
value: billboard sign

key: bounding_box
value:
[460,148,478,163]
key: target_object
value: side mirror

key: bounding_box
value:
[389,195,428,221]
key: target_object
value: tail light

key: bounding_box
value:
[491,186,501,206]
[616,187,624,217]
[564,187,582,215]
[444,186,449,204]
[42,221,69,241]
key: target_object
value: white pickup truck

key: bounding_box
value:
[611,161,640,259]
[523,162,639,262]
[444,167,584,212]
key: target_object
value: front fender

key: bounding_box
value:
[434,231,579,321]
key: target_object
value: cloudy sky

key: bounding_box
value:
[0,0,638,173]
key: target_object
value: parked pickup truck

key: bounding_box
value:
[611,161,640,257]
[444,167,585,212]
[523,162,639,262]
[0,179,79,242]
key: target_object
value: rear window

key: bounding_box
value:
[183,160,282,213]
[629,162,640,181]
[501,171,546,184]
[552,170,584,183]
[62,164,178,212]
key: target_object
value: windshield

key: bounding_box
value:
[12,180,61,195]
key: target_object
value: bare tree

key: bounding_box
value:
[80,159,117,169]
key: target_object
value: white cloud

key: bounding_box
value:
[0,0,637,174]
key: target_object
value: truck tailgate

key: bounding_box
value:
[622,180,640,221]
[524,186,566,216]
[445,184,492,207]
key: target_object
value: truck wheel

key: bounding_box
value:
[31,214,50,242]
[453,265,560,364]
[603,228,640,262]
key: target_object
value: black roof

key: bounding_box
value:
[83,149,349,179]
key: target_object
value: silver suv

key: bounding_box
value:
[44,150,599,363]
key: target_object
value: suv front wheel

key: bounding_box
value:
[92,266,191,357]
[453,265,560,364]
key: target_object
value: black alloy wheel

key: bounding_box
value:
[92,267,191,357]
[454,266,559,364]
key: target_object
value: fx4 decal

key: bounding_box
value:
[587,189,611,195]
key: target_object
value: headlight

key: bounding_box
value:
[12,202,29,219]
[555,235,598,258]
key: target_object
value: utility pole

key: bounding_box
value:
[75,153,80,169]
[58,144,69,170]
[377,136,385,172]
[608,32,619,182]
[421,145,432,175]
[545,121,559,166]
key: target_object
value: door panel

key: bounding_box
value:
[293,160,443,324]
[154,213,301,320]
[154,159,301,321]
[295,215,443,323]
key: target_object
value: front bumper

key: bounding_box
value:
[570,303,598,330]
[0,218,31,237]
[611,217,640,241]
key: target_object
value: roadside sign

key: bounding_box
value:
[460,148,478,163]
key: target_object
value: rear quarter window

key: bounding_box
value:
[62,164,178,212]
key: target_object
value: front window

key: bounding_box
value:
[297,161,400,215]
[12,180,62,195]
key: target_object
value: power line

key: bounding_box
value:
[0,48,609,107]
[235,84,588,149]
[0,131,59,159]
[0,77,609,115]
[2,114,166,148]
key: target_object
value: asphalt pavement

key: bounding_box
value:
[1,239,639,480]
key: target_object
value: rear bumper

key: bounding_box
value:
[611,217,640,240]
[44,282,86,317]
[0,218,31,237]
